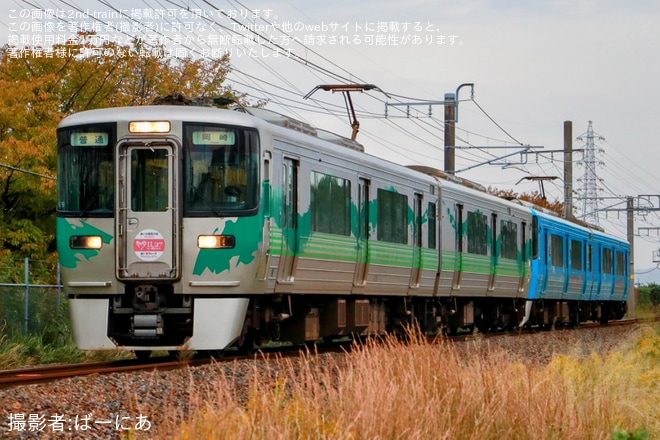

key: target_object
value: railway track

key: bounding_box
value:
[0,344,322,389]
[0,318,644,389]
[0,356,211,389]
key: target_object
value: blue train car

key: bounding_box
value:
[526,209,629,325]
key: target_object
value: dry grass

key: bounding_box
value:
[168,327,660,440]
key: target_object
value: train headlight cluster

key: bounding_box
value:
[70,235,103,249]
[198,235,235,249]
[129,121,171,133]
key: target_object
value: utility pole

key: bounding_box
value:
[601,195,660,318]
[563,121,573,219]
[627,197,635,318]
[444,93,456,175]
[384,83,474,175]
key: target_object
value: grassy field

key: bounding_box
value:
[171,326,659,440]
[0,326,131,368]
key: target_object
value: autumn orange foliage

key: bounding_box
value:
[487,187,564,215]
[0,33,240,276]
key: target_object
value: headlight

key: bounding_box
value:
[129,121,171,133]
[198,235,235,249]
[70,235,103,249]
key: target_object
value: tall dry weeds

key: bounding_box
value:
[170,326,660,440]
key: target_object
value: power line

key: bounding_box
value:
[0,162,57,180]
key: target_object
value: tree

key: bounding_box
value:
[0,34,241,281]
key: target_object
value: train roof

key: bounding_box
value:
[530,207,628,245]
[57,104,534,210]
[57,105,262,129]
[56,105,626,245]
[235,107,366,152]
[58,105,366,151]
[58,104,438,185]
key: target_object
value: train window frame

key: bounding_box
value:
[500,219,518,260]
[427,202,437,249]
[550,234,564,268]
[521,221,527,262]
[183,123,260,217]
[531,216,539,259]
[130,147,169,212]
[310,171,351,236]
[57,123,116,217]
[570,239,583,271]
[377,188,408,244]
[467,211,488,256]
[456,204,464,253]
[603,248,614,274]
[616,250,626,276]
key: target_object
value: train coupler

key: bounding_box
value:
[131,314,164,338]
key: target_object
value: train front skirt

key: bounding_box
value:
[69,297,249,351]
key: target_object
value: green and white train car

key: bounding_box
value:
[56,104,627,356]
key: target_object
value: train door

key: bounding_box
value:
[354,178,370,286]
[452,203,464,289]
[488,213,497,292]
[541,228,549,293]
[409,193,423,288]
[116,141,178,280]
[277,157,298,286]
[585,242,594,299]
[518,221,527,292]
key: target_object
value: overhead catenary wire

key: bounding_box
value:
[4,0,654,222]
[8,0,528,171]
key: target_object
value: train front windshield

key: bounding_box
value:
[57,122,260,217]
[184,123,259,216]
[57,124,115,216]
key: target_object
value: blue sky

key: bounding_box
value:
[3,0,660,283]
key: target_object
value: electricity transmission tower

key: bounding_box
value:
[576,121,605,225]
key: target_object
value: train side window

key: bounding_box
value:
[570,239,583,271]
[491,214,498,259]
[377,188,408,244]
[521,221,527,262]
[467,211,488,255]
[550,234,564,267]
[414,194,423,248]
[263,157,271,217]
[500,220,518,260]
[456,204,463,253]
[603,248,614,274]
[358,179,370,241]
[282,160,298,229]
[587,244,593,272]
[616,251,626,276]
[310,171,351,236]
[427,202,437,249]
[531,216,539,259]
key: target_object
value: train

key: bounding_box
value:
[56,103,630,357]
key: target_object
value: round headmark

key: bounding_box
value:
[133,229,166,261]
